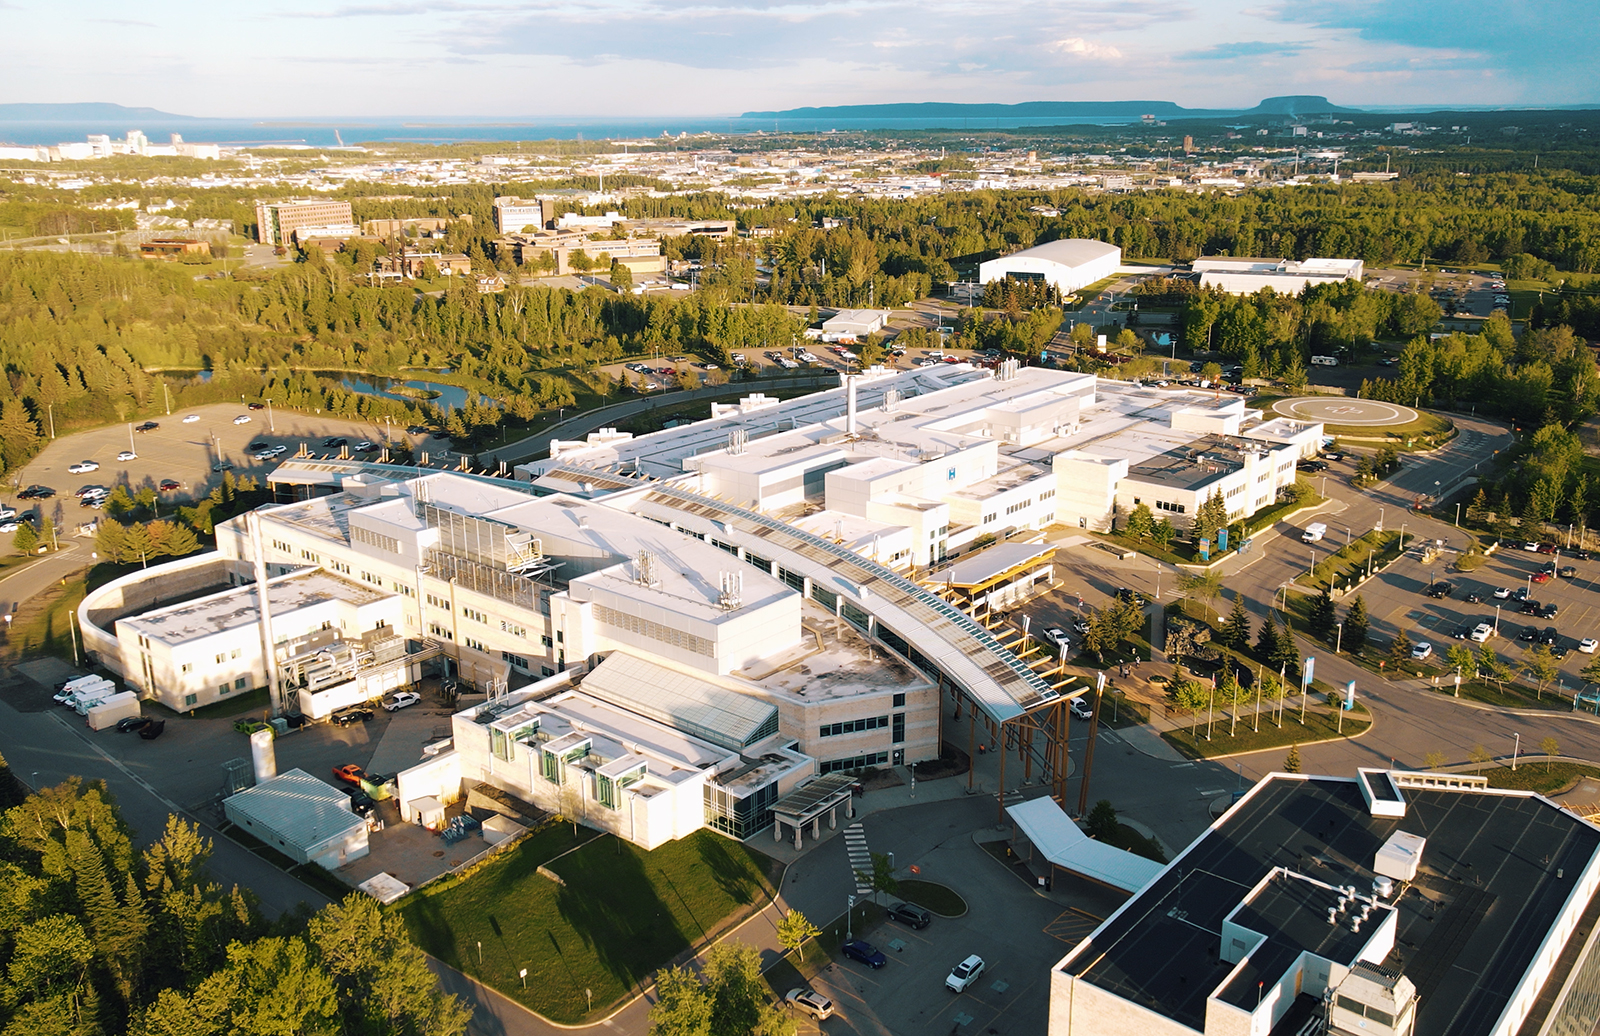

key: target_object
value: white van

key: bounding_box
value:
[56,675,111,706]
[1302,523,1327,543]
[71,682,118,714]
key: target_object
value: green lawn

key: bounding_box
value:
[1295,531,1403,589]
[395,826,779,1024]
[1324,410,1453,442]
[896,880,967,917]
[1163,701,1371,760]
[1466,761,1600,795]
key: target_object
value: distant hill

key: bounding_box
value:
[742,95,1365,122]
[0,102,208,123]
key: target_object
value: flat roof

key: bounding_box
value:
[1059,774,1600,1036]
[225,768,364,851]
[931,542,1055,590]
[119,569,389,644]
[1008,796,1163,892]
[986,238,1120,269]
[579,651,778,751]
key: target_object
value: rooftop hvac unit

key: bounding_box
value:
[1374,831,1425,882]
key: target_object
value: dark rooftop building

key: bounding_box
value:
[1050,771,1600,1036]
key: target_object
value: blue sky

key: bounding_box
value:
[5,0,1596,117]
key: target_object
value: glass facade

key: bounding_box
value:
[704,781,778,839]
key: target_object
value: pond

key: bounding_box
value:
[336,375,472,410]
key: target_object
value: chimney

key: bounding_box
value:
[846,375,858,436]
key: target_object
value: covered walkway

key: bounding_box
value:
[771,773,858,849]
[1006,795,1164,894]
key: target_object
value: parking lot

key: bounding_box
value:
[4,402,446,527]
[785,830,1071,1035]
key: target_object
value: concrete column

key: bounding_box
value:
[774,820,783,843]
[829,805,837,830]
[812,817,820,839]
[794,826,803,850]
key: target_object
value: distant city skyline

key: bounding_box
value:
[3,0,1596,119]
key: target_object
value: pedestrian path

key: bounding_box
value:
[844,822,873,894]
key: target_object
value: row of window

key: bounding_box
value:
[462,606,487,624]
[1005,499,1031,516]
[820,715,888,738]
[593,604,714,657]
[352,526,400,554]
[821,751,889,775]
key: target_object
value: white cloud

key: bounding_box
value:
[1046,37,1123,60]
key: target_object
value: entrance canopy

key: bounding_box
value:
[1007,796,1164,893]
[773,773,858,830]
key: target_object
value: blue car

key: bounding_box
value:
[841,939,886,969]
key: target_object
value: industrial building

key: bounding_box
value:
[255,199,357,246]
[491,196,545,234]
[223,768,370,869]
[1050,770,1600,1036]
[978,239,1122,295]
[821,309,890,339]
[1193,256,1364,294]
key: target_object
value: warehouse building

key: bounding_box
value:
[979,239,1122,295]
[1051,769,1600,1036]
[223,768,369,868]
[1194,256,1364,294]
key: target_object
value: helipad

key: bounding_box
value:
[1271,397,1418,427]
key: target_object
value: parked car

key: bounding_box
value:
[182,414,200,423]
[159,479,181,492]
[136,421,159,432]
[341,787,377,817]
[841,940,886,969]
[946,954,986,993]
[212,461,234,472]
[1115,587,1149,607]
[1410,642,1433,660]
[1493,587,1513,599]
[1513,587,1530,601]
[1451,621,1476,640]
[1521,600,1543,615]
[232,415,251,425]
[1524,541,1542,552]
[247,402,266,410]
[1471,623,1494,643]
[248,440,271,452]
[332,706,374,726]
[784,989,835,1021]
[1070,696,1093,721]
[17,485,54,499]
[1519,626,1540,643]
[1537,542,1559,554]
[1042,627,1070,652]
[1540,604,1561,619]
[139,720,165,740]
[1424,582,1453,599]
[1581,638,1598,654]
[68,461,99,474]
[354,440,374,451]
[332,764,369,786]
[1464,592,1483,604]
[383,691,421,712]
[1561,567,1579,579]
[115,716,151,733]
[1532,570,1553,584]
[1297,460,1327,473]
[1541,627,1561,645]
[116,450,136,462]
[887,902,932,929]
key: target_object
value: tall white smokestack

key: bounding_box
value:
[846,375,858,436]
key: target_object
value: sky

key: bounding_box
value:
[4,0,1598,118]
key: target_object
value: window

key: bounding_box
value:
[234,676,247,690]
[1227,485,1244,499]
[981,513,996,525]
[501,621,527,638]
[183,694,198,707]
[429,623,454,640]
[461,606,487,624]
[1039,489,1055,501]
[541,635,554,648]
[1005,499,1032,516]
[893,693,906,707]
[215,652,226,664]
[301,549,320,562]
[465,636,487,652]
[218,683,230,694]
[271,539,292,553]
[427,593,449,609]
[360,570,382,585]
[593,605,713,656]
[892,713,905,744]
[501,651,530,671]
[1155,500,1186,514]
[180,663,192,673]
[231,648,241,659]
[332,560,351,575]
[395,583,414,596]
[819,716,889,738]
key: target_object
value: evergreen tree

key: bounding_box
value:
[1256,615,1281,660]
[1389,628,1414,666]
[1343,596,1370,654]
[13,520,38,554]
[1307,584,1336,639]
[1219,594,1252,651]
[1283,744,1302,774]
[1124,503,1154,542]
[1270,620,1300,679]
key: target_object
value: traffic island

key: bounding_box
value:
[1162,700,1372,760]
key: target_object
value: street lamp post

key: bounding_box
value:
[1336,622,1343,655]
[1400,523,1408,552]
[1456,502,1462,527]
[1495,603,1502,634]
[266,399,274,433]
[1511,731,1521,771]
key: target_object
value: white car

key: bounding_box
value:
[1471,624,1494,643]
[1493,587,1512,599]
[946,954,986,993]
[1069,696,1093,721]
[1042,626,1070,651]
[1410,642,1433,660]
[67,461,99,474]
[0,506,14,521]
[233,415,251,425]
[1582,638,1598,654]
[116,450,136,462]
[784,989,834,1021]
[182,414,200,423]
[0,521,17,533]
[384,691,422,712]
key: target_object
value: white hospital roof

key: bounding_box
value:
[225,769,365,852]
[119,569,389,644]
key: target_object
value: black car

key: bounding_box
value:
[1521,600,1542,615]
[247,402,266,410]
[1321,451,1344,462]
[1513,587,1530,601]
[248,441,271,452]
[1464,592,1483,604]
[340,786,378,817]
[212,461,234,472]
[1115,587,1149,607]
[1540,627,1561,646]
[1424,582,1453,599]
[1541,604,1560,619]
[1452,621,1476,640]
[1297,460,1328,473]
[332,706,374,726]
[1572,551,1593,562]
[135,420,159,432]
[18,485,54,499]
[115,716,151,733]
[322,436,348,448]
[1554,645,1572,659]
[139,719,166,740]
[1518,626,1540,642]
[888,902,932,929]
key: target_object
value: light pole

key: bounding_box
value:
[266,398,275,433]
[1456,502,1462,527]
[47,404,54,439]
[1495,603,1502,634]
[1344,525,1351,548]
[1377,506,1385,534]
[1336,622,1343,655]
[1400,523,1408,552]
[1511,731,1521,771]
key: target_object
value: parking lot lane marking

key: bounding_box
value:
[1045,909,1103,944]
[1170,762,1195,769]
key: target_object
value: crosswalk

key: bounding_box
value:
[844,823,873,895]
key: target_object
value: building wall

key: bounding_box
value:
[492,198,544,234]
[222,799,368,868]
[777,682,940,770]
[1052,454,1127,532]
[1050,971,1199,1036]
[255,200,357,246]
[979,247,1121,294]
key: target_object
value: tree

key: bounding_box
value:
[1541,736,1561,771]
[1219,594,1252,651]
[1283,744,1301,774]
[1192,491,1229,546]
[1423,750,1446,770]
[1526,644,1561,695]
[859,851,898,906]
[1582,654,1600,685]
[1151,517,1176,548]
[1445,643,1476,677]
[1270,620,1300,678]
[12,520,37,554]
[1124,503,1154,542]
[1256,615,1281,660]
[308,893,471,1036]
[775,909,820,964]
[1200,361,1223,383]
[649,964,713,1036]
[1181,569,1224,621]
[1389,628,1414,667]
[1307,584,1336,639]
[1343,596,1369,655]
[650,943,791,1036]
[1167,678,1209,723]
[1086,800,1118,840]
[1479,647,1515,689]
[609,261,634,291]
[568,248,594,274]
[1469,744,1493,766]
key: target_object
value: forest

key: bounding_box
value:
[0,765,467,1036]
